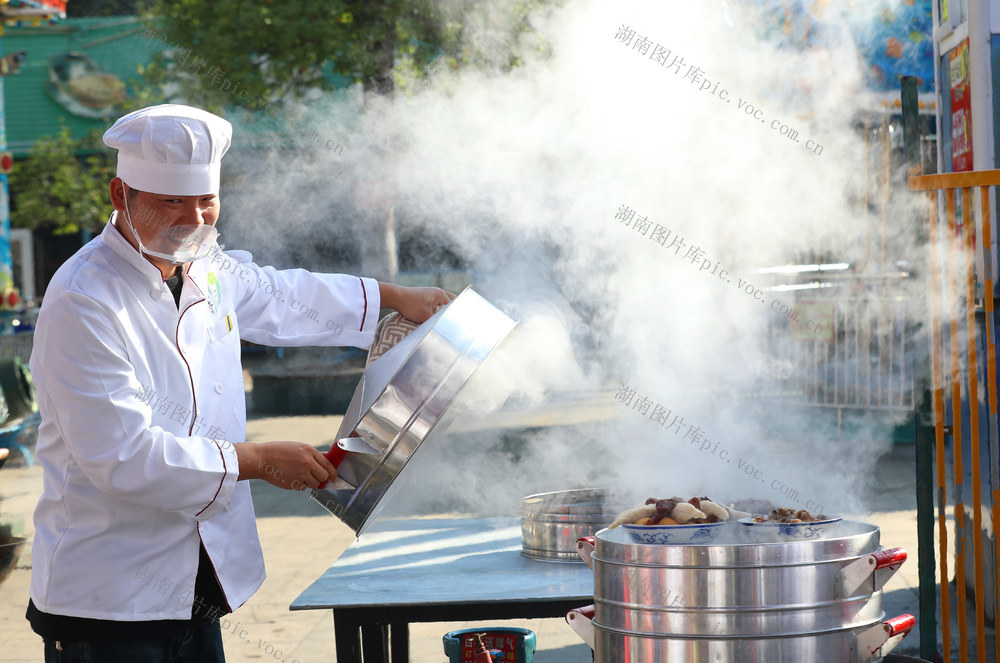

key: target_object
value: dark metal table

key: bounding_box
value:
[290,516,595,663]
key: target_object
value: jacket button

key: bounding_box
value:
[214,383,224,394]
[150,289,162,300]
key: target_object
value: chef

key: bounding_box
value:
[25,104,453,662]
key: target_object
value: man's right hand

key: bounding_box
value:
[234,441,337,491]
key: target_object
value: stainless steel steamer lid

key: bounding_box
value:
[521,488,610,517]
[310,288,517,533]
[593,520,881,566]
[521,489,614,562]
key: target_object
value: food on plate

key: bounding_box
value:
[609,504,656,529]
[752,507,829,523]
[644,516,678,526]
[609,496,729,528]
[726,498,775,520]
[699,499,729,521]
[670,501,706,523]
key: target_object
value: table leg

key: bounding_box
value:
[389,622,409,662]
[333,610,362,663]
[361,623,390,663]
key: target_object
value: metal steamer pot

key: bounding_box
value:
[520,489,614,562]
[567,521,914,663]
[310,288,517,533]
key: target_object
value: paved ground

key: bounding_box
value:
[0,416,942,662]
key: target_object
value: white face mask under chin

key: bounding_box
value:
[119,192,219,265]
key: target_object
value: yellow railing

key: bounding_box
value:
[909,169,1000,662]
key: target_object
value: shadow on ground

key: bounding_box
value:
[881,586,924,656]
[533,643,592,661]
[249,478,333,518]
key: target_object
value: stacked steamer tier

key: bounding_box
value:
[584,521,913,662]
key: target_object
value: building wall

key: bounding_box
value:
[3,17,158,157]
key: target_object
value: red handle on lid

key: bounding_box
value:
[872,547,907,571]
[316,432,357,490]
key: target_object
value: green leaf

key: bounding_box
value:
[10,127,116,235]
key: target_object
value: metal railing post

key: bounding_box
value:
[902,74,941,660]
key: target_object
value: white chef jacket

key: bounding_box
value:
[29,219,379,621]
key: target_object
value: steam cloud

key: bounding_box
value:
[220,0,929,520]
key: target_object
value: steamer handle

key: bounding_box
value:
[317,431,358,490]
[576,537,596,569]
[885,614,916,637]
[872,547,908,570]
[566,605,596,650]
[857,613,917,659]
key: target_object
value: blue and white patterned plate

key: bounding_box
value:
[738,517,842,543]
[622,521,728,545]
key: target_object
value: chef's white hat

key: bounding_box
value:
[102,104,232,196]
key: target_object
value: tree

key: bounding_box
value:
[10,127,115,236]
[141,0,556,279]
[143,0,549,111]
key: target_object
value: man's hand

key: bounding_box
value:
[235,441,337,491]
[378,284,456,324]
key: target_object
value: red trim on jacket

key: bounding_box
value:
[360,277,368,332]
